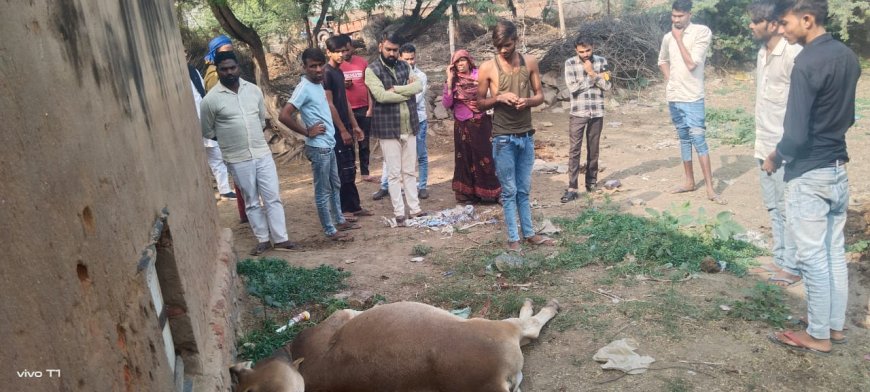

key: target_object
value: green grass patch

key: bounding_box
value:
[552,207,763,278]
[707,108,755,145]
[619,287,701,338]
[236,258,352,363]
[728,282,791,328]
[847,239,870,254]
[237,258,350,308]
[412,244,433,256]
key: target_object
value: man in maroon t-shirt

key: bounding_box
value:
[339,35,376,182]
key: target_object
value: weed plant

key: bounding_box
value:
[237,258,350,308]
[553,207,763,278]
[728,283,791,327]
[706,108,755,145]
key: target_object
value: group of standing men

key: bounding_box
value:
[194,0,861,351]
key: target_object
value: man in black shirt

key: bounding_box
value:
[763,0,860,354]
[325,36,370,219]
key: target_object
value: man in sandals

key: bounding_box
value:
[561,36,611,203]
[747,0,802,287]
[200,51,296,255]
[478,20,556,251]
[365,32,427,226]
[764,0,859,354]
[279,48,357,242]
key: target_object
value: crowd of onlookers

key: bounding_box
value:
[190,0,859,355]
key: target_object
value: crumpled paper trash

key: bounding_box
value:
[593,338,655,374]
[535,219,561,235]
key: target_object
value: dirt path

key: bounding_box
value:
[220,72,870,390]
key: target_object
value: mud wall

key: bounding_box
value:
[0,1,235,391]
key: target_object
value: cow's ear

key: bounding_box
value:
[291,357,305,369]
[229,362,253,387]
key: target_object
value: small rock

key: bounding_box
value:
[700,256,722,273]
[603,179,621,190]
[410,257,425,262]
[630,198,645,206]
[540,121,554,127]
[719,304,732,312]
[343,259,356,264]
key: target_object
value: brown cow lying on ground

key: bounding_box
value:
[230,298,560,392]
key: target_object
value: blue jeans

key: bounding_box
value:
[668,100,709,161]
[305,145,346,236]
[381,120,429,191]
[417,120,429,190]
[492,133,536,243]
[758,161,797,275]
[785,165,849,339]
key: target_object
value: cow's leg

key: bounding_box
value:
[519,298,534,319]
[519,299,560,346]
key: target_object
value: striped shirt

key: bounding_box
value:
[564,54,611,118]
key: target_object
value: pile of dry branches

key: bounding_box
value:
[539,12,670,88]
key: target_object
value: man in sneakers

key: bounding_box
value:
[200,52,296,255]
[279,48,355,242]
[365,32,426,225]
[560,36,611,203]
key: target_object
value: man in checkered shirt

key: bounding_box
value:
[560,36,611,203]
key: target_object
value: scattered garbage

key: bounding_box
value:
[719,304,732,312]
[732,230,767,248]
[390,205,498,233]
[451,307,472,319]
[275,311,311,333]
[410,257,425,263]
[593,338,656,374]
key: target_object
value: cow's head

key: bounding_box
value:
[229,358,304,392]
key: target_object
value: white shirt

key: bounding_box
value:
[658,23,712,102]
[200,79,270,163]
[412,66,428,121]
[754,38,802,159]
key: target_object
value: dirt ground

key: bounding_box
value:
[220,59,870,390]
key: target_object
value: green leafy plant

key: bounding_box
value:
[847,239,870,254]
[706,108,755,145]
[237,258,350,308]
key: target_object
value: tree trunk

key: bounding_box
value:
[411,0,423,19]
[507,0,517,17]
[395,0,458,43]
[208,1,302,145]
[311,0,331,46]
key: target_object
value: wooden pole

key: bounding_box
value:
[556,0,566,39]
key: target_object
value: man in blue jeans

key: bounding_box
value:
[373,43,431,200]
[763,0,859,355]
[477,20,554,252]
[279,48,356,242]
[657,0,724,204]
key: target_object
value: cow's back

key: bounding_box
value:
[294,302,524,392]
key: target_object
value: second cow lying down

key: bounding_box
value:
[231,299,560,392]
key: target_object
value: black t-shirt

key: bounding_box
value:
[324,64,351,127]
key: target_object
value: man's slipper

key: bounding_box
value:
[327,232,354,242]
[336,222,361,231]
[342,214,359,223]
[767,331,831,355]
[768,275,802,287]
[670,186,695,194]
[526,235,556,246]
[273,240,297,251]
[353,209,374,216]
[560,190,579,203]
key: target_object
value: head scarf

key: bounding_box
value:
[450,49,479,113]
[205,35,232,64]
